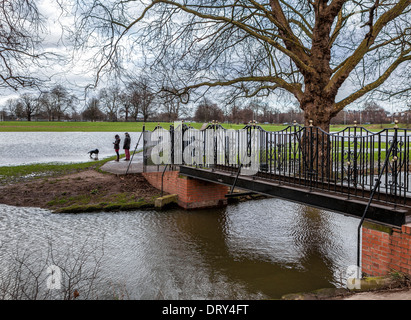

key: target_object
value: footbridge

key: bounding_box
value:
[143,121,411,227]
[141,121,411,277]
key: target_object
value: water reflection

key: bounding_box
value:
[0,196,358,300]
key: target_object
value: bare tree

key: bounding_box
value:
[4,98,20,119]
[362,101,389,123]
[71,0,411,132]
[118,89,132,121]
[194,98,224,123]
[49,85,77,121]
[18,93,41,121]
[0,236,105,300]
[235,107,254,124]
[228,104,241,124]
[99,86,121,121]
[82,97,105,121]
[126,81,141,121]
[38,91,54,121]
[0,0,48,90]
[158,89,182,122]
[0,107,7,121]
[127,79,156,122]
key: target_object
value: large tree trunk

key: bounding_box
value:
[297,1,339,134]
[300,92,335,180]
[292,2,341,181]
[302,98,334,133]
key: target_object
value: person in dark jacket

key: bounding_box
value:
[123,132,131,161]
[113,134,120,162]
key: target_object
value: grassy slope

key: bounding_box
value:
[0,156,118,186]
[0,152,156,213]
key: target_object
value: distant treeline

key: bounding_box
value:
[1,84,409,125]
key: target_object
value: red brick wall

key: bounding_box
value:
[362,222,411,276]
[142,170,228,209]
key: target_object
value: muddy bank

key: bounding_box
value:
[0,166,266,213]
[0,169,161,213]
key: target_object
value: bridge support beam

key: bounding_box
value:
[362,222,411,277]
[143,170,229,209]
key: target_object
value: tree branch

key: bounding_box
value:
[326,0,411,95]
[332,48,411,114]
[181,75,303,102]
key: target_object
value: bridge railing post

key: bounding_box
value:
[356,120,401,273]
[391,121,399,207]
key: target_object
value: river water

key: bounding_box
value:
[0,199,358,300]
[0,132,359,300]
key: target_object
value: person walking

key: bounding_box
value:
[123,132,131,161]
[113,134,121,162]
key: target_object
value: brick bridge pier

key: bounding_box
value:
[142,170,228,209]
[362,221,411,277]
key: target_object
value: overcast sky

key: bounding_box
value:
[0,0,98,107]
[0,0,408,115]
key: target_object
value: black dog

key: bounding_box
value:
[87,149,99,159]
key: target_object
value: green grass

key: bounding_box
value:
[1,120,405,132]
[0,121,157,132]
[47,191,154,213]
[0,120,288,132]
[331,123,409,131]
[0,155,119,185]
[53,199,153,214]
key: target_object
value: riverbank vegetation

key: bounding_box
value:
[0,157,115,186]
[0,165,160,214]
[0,150,161,213]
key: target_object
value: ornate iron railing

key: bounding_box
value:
[143,122,411,208]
